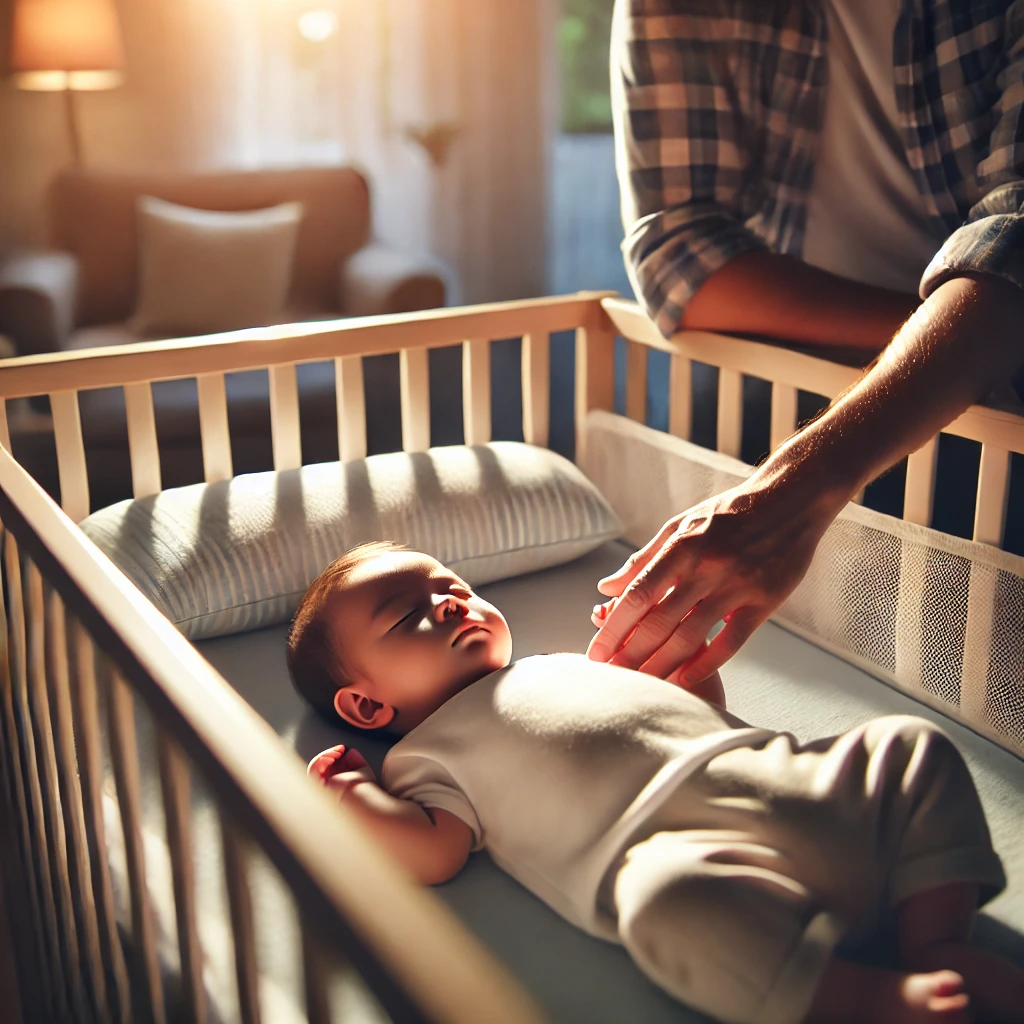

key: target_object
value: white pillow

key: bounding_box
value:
[131,196,303,337]
[80,443,622,640]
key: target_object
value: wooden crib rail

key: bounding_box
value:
[0,445,544,1024]
[0,293,611,399]
[601,297,1024,549]
[0,291,1020,546]
[0,292,613,523]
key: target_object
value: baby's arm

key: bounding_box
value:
[308,746,473,885]
[592,599,727,708]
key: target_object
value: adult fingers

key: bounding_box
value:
[632,599,733,680]
[596,517,680,597]
[588,548,702,662]
[678,608,763,686]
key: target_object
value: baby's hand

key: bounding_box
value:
[307,744,377,797]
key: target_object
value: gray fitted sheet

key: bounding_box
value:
[198,540,1024,1023]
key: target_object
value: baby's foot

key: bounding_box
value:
[868,970,970,1024]
[906,942,1024,1023]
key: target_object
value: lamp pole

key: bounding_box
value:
[63,83,83,166]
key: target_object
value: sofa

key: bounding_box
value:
[0,166,448,513]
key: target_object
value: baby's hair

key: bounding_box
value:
[286,540,404,718]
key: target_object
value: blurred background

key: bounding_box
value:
[0,0,628,305]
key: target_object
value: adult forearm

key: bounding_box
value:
[682,250,918,353]
[755,274,1024,512]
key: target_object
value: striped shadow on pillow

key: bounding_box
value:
[79,443,623,640]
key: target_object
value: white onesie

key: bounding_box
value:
[382,653,773,935]
[383,655,1003,1024]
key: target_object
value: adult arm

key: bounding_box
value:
[598,6,1024,683]
[308,745,473,885]
[587,272,1024,684]
[681,249,917,353]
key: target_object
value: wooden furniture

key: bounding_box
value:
[0,294,1020,1022]
[0,166,448,511]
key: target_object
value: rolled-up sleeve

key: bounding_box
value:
[613,0,767,337]
[920,4,1024,299]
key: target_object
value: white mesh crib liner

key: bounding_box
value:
[582,410,1024,758]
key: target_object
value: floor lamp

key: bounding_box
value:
[10,0,126,166]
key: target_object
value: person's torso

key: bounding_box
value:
[713,0,1012,263]
[382,654,773,932]
[801,0,943,290]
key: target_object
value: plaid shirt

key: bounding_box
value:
[614,0,1024,337]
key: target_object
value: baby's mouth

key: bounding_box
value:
[452,624,487,647]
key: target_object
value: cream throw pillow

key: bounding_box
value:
[131,196,303,337]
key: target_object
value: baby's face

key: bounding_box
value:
[327,551,512,732]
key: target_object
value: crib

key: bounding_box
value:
[0,292,1021,1024]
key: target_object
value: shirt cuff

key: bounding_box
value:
[920,212,1024,301]
[625,210,767,338]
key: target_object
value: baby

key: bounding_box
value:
[287,542,1022,1024]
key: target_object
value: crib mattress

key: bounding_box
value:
[198,540,1024,1023]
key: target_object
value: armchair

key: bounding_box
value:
[0,166,448,511]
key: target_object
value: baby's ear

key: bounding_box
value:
[333,688,395,730]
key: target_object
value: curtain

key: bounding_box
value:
[0,0,552,303]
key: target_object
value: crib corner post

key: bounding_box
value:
[574,324,615,465]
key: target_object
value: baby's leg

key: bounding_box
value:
[897,882,1024,1024]
[611,829,971,1024]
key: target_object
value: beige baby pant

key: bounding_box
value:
[604,715,1005,1024]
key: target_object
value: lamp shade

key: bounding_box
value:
[11,0,125,90]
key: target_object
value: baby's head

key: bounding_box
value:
[287,543,512,734]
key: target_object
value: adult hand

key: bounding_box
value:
[586,475,839,686]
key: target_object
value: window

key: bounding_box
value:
[559,0,613,134]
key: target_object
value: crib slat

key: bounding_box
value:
[301,923,331,1024]
[973,443,1011,547]
[717,368,743,459]
[50,390,90,523]
[903,435,939,527]
[400,347,431,453]
[196,373,234,483]
[269,363,302,472]
[462,339,492,446]
[106,667,166,1024]
[335,355,367,462]
[5,542,70,1021]
[770,383,798,452]
[221,820,262,1024]
[668,354,692,440]
[0,398,10,452]
[25,565,86,1022]
[625,341,647,424]
[521,331,550,448]
[0,533,55,1022]
[574,325,615,464]
[45,596,111,1023]
[157,730,207,1024]
[69,620,132,1024]
[124,382,162,499]
[43,585,107,1021]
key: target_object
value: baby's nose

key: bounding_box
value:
[432,593,466,621]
